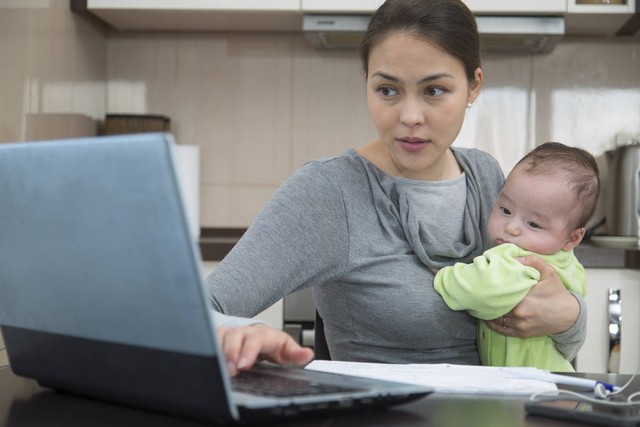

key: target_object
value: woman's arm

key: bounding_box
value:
[484,254,586,359]
[206,161,349,317]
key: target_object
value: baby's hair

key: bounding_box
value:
[513,142,600,230]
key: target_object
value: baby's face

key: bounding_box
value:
[487,169,579,255]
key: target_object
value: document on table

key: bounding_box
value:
[306,360,558,395]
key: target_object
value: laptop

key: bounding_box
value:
[0,133,431,424]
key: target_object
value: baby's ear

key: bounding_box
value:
[562,227,586,251]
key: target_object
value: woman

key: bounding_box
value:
[210,0,586,375]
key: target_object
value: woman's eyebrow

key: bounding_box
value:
[418,73,454,84]
[371,71,401,83]
[370,71,454,84]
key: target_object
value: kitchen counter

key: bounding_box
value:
[0,366,636,427]
[575,239,640,269]
[199,228,640,269]
[199,227,246,261]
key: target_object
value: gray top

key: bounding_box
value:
[212,311,265,329]
[207,148,587,365]
[400,172,467,248]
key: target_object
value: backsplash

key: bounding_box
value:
[1,3,639,228]
[0,2,107,143]
[105,33,640,228]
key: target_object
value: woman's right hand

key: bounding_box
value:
[217,324,315,376]
[485,254,579,338]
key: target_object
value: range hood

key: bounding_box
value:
[303,15,565,54]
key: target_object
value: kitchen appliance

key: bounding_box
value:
[605,138,640,238]
[303,15,565,54]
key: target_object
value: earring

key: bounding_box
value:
[467,103,472,109]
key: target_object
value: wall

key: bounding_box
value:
[0,12,637,219]
[0,0,107,144]
[105,32,640,228]
[2,7,638,229]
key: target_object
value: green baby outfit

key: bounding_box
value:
[434,243,586,372]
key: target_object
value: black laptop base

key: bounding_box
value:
[236,384,427,423]
[2,325,237,425]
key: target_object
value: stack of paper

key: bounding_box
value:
[306,360,558,395]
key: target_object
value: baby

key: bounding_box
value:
[434,142,600,371]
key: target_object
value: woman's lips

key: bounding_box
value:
[397,137,429,152]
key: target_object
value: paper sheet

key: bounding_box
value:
[306,360,558,395]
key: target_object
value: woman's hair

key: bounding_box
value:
[360,0,481,82]
[514,142,601,230]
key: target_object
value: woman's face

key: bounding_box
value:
[366,32,482,180]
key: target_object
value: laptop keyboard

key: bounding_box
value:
[231,370,365,397]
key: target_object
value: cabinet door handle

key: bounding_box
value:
[608,289,621,373]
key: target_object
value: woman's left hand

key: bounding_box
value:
[218,324,315,376]
[484,254,579,338]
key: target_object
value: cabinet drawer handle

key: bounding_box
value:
[608,288,621,373]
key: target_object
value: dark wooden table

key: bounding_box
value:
[0,367,636,427]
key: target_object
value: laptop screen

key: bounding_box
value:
[0,133,216,356]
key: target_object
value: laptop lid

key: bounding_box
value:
[0,133,240,422]
[0,133,431,424]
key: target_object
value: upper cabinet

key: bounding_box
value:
[566,0,637,35]
[301,1,567,13]
[76,0,303,32]
[301,1,383,13]
[465,0,566,13]
[464,0,566,14]
[568,0,635,13]
[75,0,637,36]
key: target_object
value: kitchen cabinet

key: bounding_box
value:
[464,0,567,13]
[576,268,640,374]
[568,0,635,13]
[301,0,636,14]
[75,0,303,32]
[301,0,382,13]
[301,0,567,14]
[573,244,640,373]
[76,0,637,36]
[302,0,567,14]
[83,0,301,12]
[565,0,636,35]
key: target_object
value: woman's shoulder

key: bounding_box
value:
[269,150,366,202]
[302,149,361,169]
[452,146,500,166]
[295,149,368,183]
[452,147,503,178]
